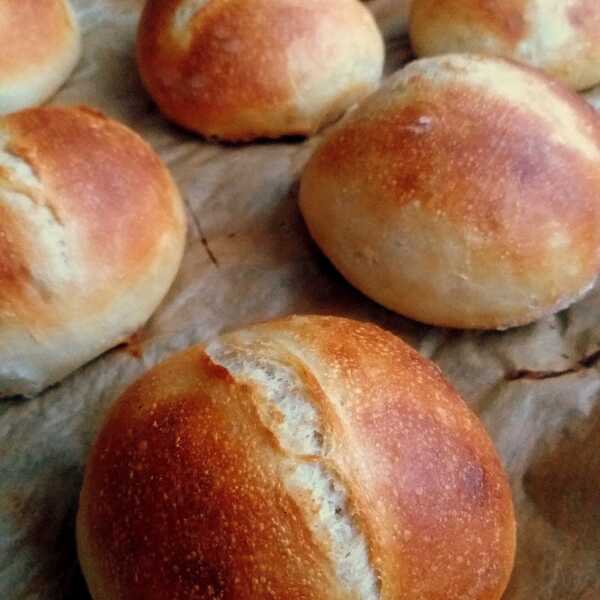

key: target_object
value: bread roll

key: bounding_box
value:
[299,54,600,330]
[0,106,186,398]
[410,0,600,91]
[0,0,81,115]
[136,0,384,141]
[77,315,516,600]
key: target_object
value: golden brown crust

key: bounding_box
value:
[0,106,186,397]
[299,55,600,329]
[77,315,516,600]
[410,0,600,91]
[136,0,384,141]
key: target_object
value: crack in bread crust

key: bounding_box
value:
[0,130,42,192]
[206,341,381,600]
[0,131,73,289]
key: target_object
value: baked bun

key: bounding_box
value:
[410,0,600,91]
[77,315,516,600]
[299,54,600,330]
[0,0,81,115]
[0,106,186,398]
[136,0,384,141]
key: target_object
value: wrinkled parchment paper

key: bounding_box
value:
[1,1,600,597]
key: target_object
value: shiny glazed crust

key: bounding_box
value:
[0,0,81,114]
[77,315,516,600]
[136,0,384,141]
[410,0,600,91]
[299,54,600,330]
[0,106,186,397]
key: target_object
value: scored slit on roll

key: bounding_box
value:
[0,130,73,289]
[206,341,381,600]
[76,315,516,599]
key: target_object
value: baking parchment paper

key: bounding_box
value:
[1,1,599,597]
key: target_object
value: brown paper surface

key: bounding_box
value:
[1,1,599,598]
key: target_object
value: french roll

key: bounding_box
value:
[77,315,516,600]
[299,54,600,330]
[410,0,600,91]
[0,0,81,115]
[136,0,384,141]
[0,106,186,398]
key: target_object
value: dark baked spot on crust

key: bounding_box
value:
[461,462,488,504]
